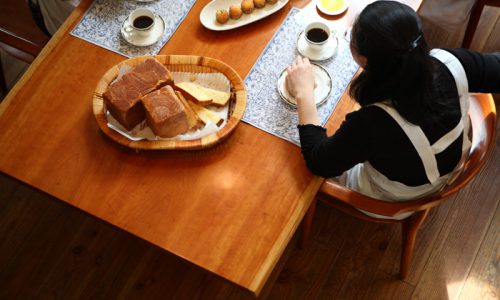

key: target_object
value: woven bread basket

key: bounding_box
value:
[93,55,246,150]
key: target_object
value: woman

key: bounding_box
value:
[286,1,499,217]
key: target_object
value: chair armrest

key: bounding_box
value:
[319,179,440,217]
[0,28,43,57]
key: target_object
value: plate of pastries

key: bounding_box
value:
[93,55,247,150]
[200,0,289,31]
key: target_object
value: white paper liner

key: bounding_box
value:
[105,69,231,141]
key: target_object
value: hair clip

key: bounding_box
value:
[409,35,422,50]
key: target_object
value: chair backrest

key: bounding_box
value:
[0,0,49,61]
[319,93,497,218]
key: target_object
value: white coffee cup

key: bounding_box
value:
[304,21,331,51]
[127,8,156,37]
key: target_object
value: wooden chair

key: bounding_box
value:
[0,0,49,96]
[300,93,497,279]
[461,0,500,48]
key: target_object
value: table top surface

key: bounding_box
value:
[0,0,421,296]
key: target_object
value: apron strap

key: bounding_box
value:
[430,49,472,166]
[430,49,469,115]
[431,120,464,154]
[373,103,441,184]
[371,50,471,184]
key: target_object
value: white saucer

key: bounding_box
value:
[121,14,165,47]
[277,63,332,108]
[296,31,338,62]
[316,0,349,16]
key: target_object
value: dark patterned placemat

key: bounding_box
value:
[71,0,196,57]
[243,7,358,145]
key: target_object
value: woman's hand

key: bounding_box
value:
[286,56,315,104]
[286,56,320,126]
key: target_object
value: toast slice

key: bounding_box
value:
[188,102,224,127]
[175,91,203,130]
[175,82,231,107]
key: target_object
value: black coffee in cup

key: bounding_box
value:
[306,28,329,43]
[133,16,154,29]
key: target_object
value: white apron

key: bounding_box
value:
[343,49,471,220]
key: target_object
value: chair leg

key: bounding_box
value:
[461,0,486,48]
[300,197,317,249]
[0,55,8,97]
[399,209,430,279]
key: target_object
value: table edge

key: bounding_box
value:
[250,175,325,295]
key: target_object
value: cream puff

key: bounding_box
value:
[254,0,266,8]
[216,9,229,24]
[229,4,243,19]
[241,0,254,14]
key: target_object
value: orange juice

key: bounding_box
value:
[320,0,345,12]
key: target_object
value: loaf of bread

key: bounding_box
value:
[175,82,231,107]
[103,58,174,130]
[142,85,192,138]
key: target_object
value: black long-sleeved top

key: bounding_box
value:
[298,49,500,186]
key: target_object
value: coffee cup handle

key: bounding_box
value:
[152,14,158,27]
[124,25,134,33]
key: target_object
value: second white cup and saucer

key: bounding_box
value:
[296,21,338,62]
[121,8,166,47]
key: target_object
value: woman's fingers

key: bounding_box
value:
[286,55,316,98]
[289,56,308,71]
[293,55,312,68]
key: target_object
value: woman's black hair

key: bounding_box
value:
[349,1,450,125]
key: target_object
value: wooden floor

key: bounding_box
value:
[1,3,500,300]
[0,112,499,300]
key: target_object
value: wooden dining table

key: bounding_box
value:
[0,0,422,296]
